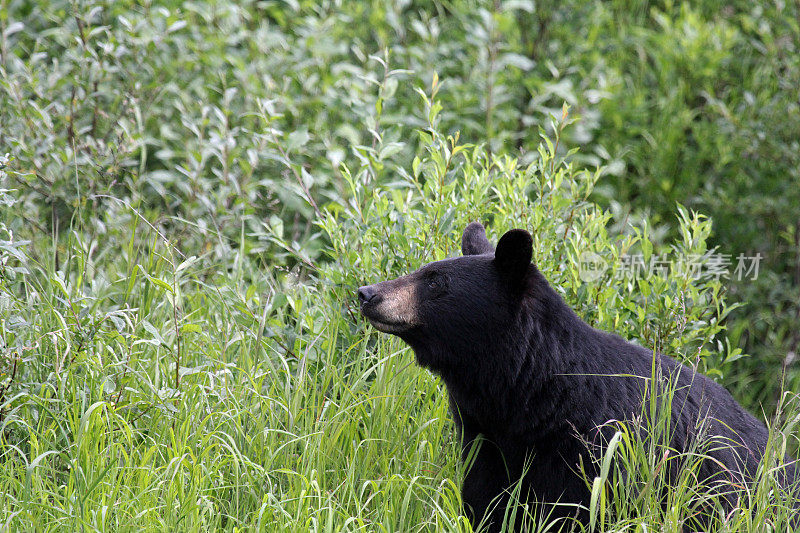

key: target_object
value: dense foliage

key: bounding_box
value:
[1,0,798,530]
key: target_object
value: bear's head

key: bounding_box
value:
[358,222,537,371]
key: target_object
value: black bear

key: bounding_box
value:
[358,222,796,531]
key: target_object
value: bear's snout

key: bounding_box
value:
[357,285,379,306]
[357,278,418,334]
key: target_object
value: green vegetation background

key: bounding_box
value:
[1,0,799,530]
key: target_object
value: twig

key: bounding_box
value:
[0,351,19,423]
[114,341,133,406]
[484,0,501,159]
[173,265,181,392]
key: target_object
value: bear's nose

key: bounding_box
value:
[358,285,378,305]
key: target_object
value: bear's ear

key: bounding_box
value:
[461,222,494,256]
[494,229,532,284]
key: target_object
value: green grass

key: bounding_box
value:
[0,218,469,531]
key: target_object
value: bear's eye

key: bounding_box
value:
[427,274,444,290]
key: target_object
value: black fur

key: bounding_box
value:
[359,223,796,531]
